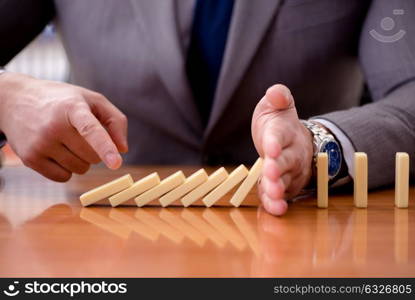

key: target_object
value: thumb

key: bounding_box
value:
[262,84,294,113]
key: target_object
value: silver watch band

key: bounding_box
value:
[301,120,335,155]
[0,67,5,75]
[301,119,347,189]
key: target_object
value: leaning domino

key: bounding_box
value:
[203,165,249,207]
[159,169,208,207]
[80,174,134,207]
[181,167,228,207]
[135,171,185,207]
[230,157,263,207]
[109,172,160,207]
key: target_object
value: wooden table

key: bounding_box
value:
[0,165,414,277]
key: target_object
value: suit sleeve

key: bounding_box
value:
[0,0,55,65]
[316,0,415,189]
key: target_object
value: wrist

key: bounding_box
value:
[301,119,344,186]
[0,72,33,131]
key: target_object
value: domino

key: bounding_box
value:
[159,169,208,207]
[135,171,185,207]
[395,152,409,208]
[109,173,160,207]
[354,152,368,208]
[317,152,328,208]
[230,157,263,207]
[181,167,228,207]
[80,174,133,207]
[202,165,249,207]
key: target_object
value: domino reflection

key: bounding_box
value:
[79,207,260,254]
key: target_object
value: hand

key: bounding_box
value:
[0,72,128,181]
[251,84,313,216]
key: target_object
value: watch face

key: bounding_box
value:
[322,141,342,178]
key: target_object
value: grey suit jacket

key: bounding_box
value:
[4,0,415,189]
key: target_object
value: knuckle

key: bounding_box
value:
[41,118,63,139]
[119,113,128,125]
[19,151,38,168]
[78,122,100,137]
[53,172,72,182]
[65,97,88,114]
[90,155,101,164]
[76,164,90,175]
[47,170,72,182]
[89,91,105,100]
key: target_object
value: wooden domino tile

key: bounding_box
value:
[135,171,185,207]
[230,157,263,207]
[181,167,228,207]
[317,152,328,208]
[354,152,368,208]
[109,172,160,207]
[159,169,208,207]
[202,165,249,208]
[395,152,409,208]
[80,174,134,207]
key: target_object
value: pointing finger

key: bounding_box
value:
[67,103,122,170]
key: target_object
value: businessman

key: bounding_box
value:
[0,0,414,215]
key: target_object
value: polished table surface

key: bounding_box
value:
[0,165,414,277]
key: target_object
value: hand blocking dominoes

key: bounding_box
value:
[80,153,410,208]
[80,158,263,207]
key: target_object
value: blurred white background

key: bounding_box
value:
[5,25,69,82]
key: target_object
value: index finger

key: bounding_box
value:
[67,104,122,169]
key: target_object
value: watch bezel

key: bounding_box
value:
[319,139,342,180]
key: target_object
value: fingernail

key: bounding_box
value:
[284,88,291,100]
[105,152,122,169]
[120,142,128,153]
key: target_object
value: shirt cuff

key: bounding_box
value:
[312,118,356,180]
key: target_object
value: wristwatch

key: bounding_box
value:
[301,120,343,181]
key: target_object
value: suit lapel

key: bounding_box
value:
[205,0,282,137]
[128,0,202,134]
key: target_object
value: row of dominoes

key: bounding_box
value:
[80,157,263,207]
[317,152,410,208]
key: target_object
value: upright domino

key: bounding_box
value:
[80,174,133,207]
[159,169,208,207]
[354,152,368,208]
[203,165,249,207]
[395,152,409,208]
[109,172,160,207]
[135,171,185,207]
[317,153,328,208]
[230,157,263,207]
[181,167,228,207]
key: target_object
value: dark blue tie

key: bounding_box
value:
[186,0,235,126]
